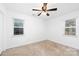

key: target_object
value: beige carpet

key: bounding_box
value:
[1,40,79,56]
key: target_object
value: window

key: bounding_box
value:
[14,18,24,35]
[65,19,76,36]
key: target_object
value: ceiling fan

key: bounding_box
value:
[32,3,57,16]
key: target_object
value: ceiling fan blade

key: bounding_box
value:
[47,8,57,11]
[46,13,50,16]
[38,12,42,16]
[32,9,42,11]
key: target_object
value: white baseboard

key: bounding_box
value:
[5,39,46,51]
[49,39,79,50]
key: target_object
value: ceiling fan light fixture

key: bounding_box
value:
[32,3,57,16]
[42,12,46,15]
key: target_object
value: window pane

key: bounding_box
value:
[65,28,76,35]
[65,19,76,27]
[14,28,23,35]
[70,28,76,35]
[65,28,70,35]
[14,19,24,28]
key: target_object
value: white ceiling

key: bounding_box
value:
[3,3,79,20]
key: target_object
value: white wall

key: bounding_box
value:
[0,11,3,53]
[48,10,79,49]
[0,4,7,53]
[3,11,46,50]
